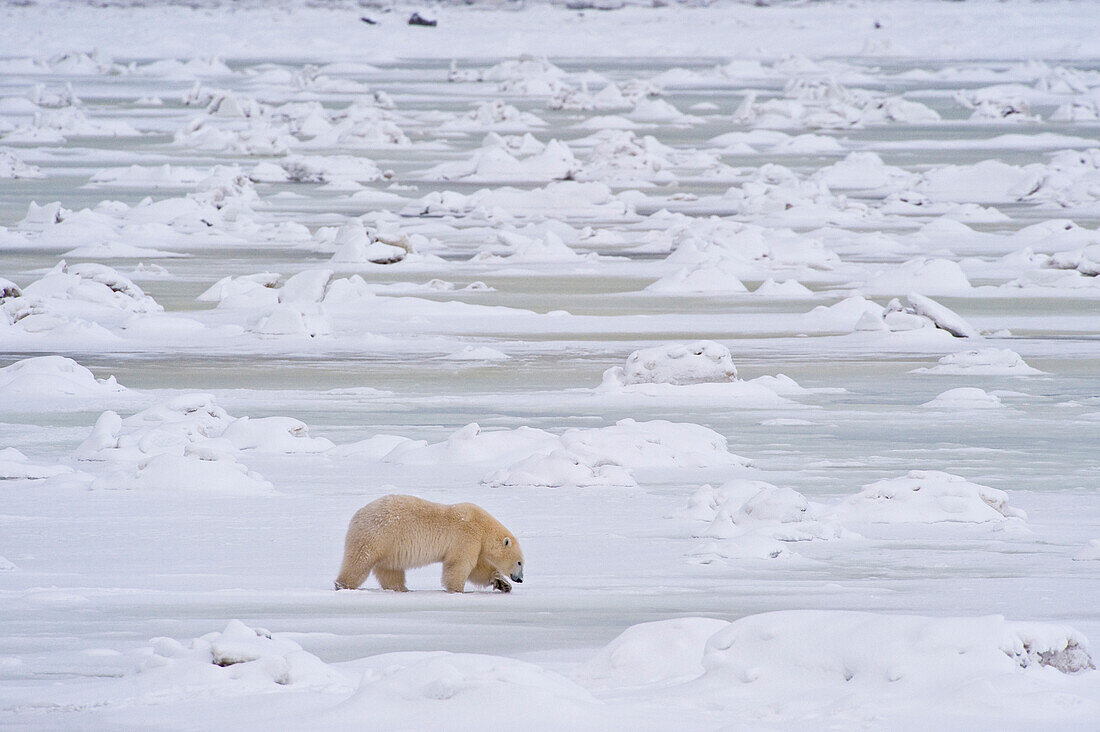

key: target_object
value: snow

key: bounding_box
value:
[921,387,1004,410]
[612,341,738,387]
[0,447,74,480]
[573,617,731,690]
[912,348,1046,376]
[832,470,1026,524]
[687,611,1096,722]
[2,0,1100,728]
[0,356,125,399]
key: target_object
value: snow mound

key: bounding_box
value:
[0,149,44,179]
[387,419,743,486]
[422,135,576,183]
[487,56,572,97]
[611,341,738,387]
[220,416,335,454]
[905,292,980,338]
[689,611,1093,718]
[912,348,1045,375]
[253,154,382,187]
[89,164,210,188]
[732,79,939,130]
[1046,241,1100,277]
[0,555,13,571]
[73,394,315,491]
[848,293,981,337]
[95,452,274,494]
[328,434,422,461]
[385,423,559,467]
[198,272,281,308]
[0,447,73,480]
[688,481,848,561]
[921,387,1004,410]
[653,216,840,279]
[439,100,547,132]
[549,80,653,112]
[408,180,630,220]
[645,261,748,294]
[804,295,886,333]
[753,278,814,298]
[483,449,638,489]
[913,159,1042,204]
[238,269,334,338]
[75,394,233,462]
[332,652,601,730]
[573,617,730,690]
[812,151,916,191]
[330,221,411,265]
[832,470,1026,524]
[861,258,972,295]
[0,356,126,397]
[4,261,163,329]
[481,229,589,263]
[141,620,343,690]
[563,419,748,470]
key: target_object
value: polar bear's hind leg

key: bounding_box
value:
[373,566,408,592]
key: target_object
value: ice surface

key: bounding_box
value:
[2,1,1100,729]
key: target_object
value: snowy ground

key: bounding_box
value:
[2,0,1100,728]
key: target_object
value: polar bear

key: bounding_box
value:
[334,494,524,593]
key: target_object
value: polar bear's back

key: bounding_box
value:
[345,494,479,569]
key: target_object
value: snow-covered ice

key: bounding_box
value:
[2,0,1100,728]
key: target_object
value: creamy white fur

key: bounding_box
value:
[335,494,524,593]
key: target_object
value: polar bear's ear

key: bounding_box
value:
[504,537,511,547]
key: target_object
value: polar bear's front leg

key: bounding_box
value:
[468,559,511,592]
[442,556,477,593]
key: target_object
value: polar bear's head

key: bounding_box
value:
[485,531,524,583]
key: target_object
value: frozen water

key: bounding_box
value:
[1,0,1100,729]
